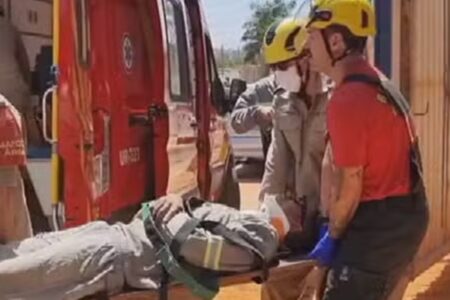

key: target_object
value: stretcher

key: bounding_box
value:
[111,257,317,300]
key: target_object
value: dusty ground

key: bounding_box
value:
[214,183,450,300]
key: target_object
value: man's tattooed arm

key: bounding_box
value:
[329,167,364,238]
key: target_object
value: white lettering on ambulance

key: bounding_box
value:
[119,147,141,166]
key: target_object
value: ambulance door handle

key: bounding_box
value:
[42,86,56,144]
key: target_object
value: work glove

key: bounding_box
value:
[307,225,339,267]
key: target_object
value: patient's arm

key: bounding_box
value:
[328,166,363,238]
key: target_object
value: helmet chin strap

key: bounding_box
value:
[320,30,352,67]
[297,64,311,104]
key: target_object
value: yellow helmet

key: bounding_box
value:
[307,0,376,37]
[263,18,309,65]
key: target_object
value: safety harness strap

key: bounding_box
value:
[142,203,219,300]
[170,218,201,257]
[320,30,353,67]
[342,74,425,188]
[343,74,415,143]
[185,197,270,280]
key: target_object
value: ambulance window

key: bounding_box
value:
[165,0,191,102]
[206,38,216,86]
[184,8,196,100]
[206,36,227,115]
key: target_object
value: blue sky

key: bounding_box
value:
[203,0,252,48]
[202,0,308,50]
[202,0,255,50]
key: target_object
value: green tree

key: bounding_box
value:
[241,0,296,63]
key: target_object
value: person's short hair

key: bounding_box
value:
[324,24,368,54]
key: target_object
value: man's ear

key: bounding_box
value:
[328,32,346,56]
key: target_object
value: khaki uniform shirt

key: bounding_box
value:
[230,75,276,133]
[259,89,328,244]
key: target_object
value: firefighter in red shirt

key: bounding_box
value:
[0,95,32,242]
[304,0,429,299]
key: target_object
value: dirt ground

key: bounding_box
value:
[214,183,450,300]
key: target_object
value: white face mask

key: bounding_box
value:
[274,65,302,93]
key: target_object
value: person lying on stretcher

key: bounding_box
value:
[0,194,326,300]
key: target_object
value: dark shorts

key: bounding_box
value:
[323,192,429,300]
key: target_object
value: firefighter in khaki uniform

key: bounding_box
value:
[259,18,328,249]
[0,95,33,242]
[258,18,329,300]
[230,74,276,135]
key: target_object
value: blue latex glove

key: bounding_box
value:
[307,230,339,267]
[319,223,328,240]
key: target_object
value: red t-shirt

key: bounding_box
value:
[327,60,411,201]
[0,97,26,166]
